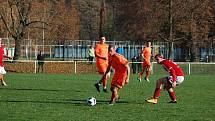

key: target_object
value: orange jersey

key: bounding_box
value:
[108,53,128,73]
[95,42,109,74]
[142,47,151,63]
[95,42,108,61]
[109,53,129,88]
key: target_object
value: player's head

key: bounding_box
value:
[155,54,164,64]
[100,36,106,44]
[108,45,116,56]
[146,41,151,47]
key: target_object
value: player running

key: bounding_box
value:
[146,54,185,104]
[94,36,110,92]
[138,41,152,82]
[0,38,12,86]
[98,45,130,105]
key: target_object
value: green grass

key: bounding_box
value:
[0,73,214,121]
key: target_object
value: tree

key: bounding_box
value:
[115,0,214,61]
[77,0,101,40]
[173,0,214,61]
[0,0,47,60]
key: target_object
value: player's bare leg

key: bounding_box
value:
[144,69,150,82]
[95,72,110,93]
[138,69,144,82]
[102,72,110,92]
[109,86,119,105]
[0,75,7,86]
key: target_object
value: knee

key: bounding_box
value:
[168,88,174,92]
[110,86,118,92]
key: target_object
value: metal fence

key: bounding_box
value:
[4,60,215,75]
[1,39,215,62]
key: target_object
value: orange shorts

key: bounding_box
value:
[111,71,127,89]
[96,61,108,74]
[142,61,151,70]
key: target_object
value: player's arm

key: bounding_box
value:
[120,57,130,84]
[163,61,177,87]
[125,63,130,84]
[94,47,107,60]
[169,67,177,88]
[95,53,107,60]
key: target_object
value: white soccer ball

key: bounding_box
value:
[87,97,96,106]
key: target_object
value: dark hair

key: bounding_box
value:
[154,54,163,59]
[108,45,115,51]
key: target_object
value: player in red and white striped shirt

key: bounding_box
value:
[146,54,184,104]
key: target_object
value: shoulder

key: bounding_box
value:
[116,53,128,61]
[145,47,151,51]
[163,59,170,63]
[104,43,109,47]
[163,60,175,66]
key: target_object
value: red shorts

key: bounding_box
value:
[111,70,127,89]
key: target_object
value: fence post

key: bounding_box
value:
[74,61,77,74]
[188,62,191,75]
[34,60,37,73]
[151,62,154,74]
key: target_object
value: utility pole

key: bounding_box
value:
[99,0,106,38]
[168,0,174,60]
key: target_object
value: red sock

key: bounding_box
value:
[153,88,161,99]
[168,91,176,101]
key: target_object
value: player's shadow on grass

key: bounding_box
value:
[0,87,83,92]
[0,99,84,106]
[66,99,130,104]
[0,98,130,106]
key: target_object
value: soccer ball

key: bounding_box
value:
[87,97,96,106]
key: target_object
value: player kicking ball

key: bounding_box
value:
[146,54,185,104]
[96,45,130,105]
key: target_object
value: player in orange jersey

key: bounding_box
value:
[94,36,110,92]
[138,41,152,82]
[98,45,130,105]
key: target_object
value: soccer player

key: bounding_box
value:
[0,38,12,86]
[146,54,185,104]
[94,36,110,92]
[138,41,152,82]
[98,45,130,105]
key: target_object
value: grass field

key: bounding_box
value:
[0,73,214,121]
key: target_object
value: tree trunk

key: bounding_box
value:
[190,42,197,62]
[168,0,174,60]
[13,37,22,61]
